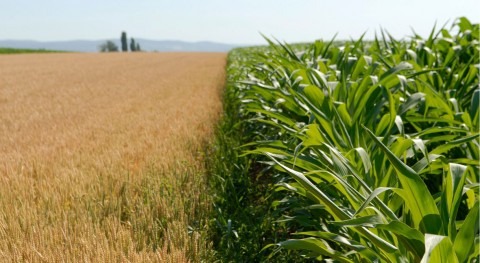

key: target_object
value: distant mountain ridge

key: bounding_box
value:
[0,39,238,52]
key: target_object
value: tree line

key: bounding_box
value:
[99,31,141,52]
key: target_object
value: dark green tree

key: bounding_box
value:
[99,41,119,52]
[136,43,141,52]
[130,38,136,52]
[121,31,128,52]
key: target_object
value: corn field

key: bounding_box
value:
[220,17,479,262]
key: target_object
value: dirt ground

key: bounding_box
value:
[0,52,226,262]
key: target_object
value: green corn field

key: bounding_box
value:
[210,17,479,262]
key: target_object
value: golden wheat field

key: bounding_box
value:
[0,52,226,262]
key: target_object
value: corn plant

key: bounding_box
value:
[234,17,479,262]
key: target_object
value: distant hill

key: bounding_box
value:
[0,39,239,52]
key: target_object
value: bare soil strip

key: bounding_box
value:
[0,52,226,262]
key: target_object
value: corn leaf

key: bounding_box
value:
[363,126,440,234]
[421,234,459,263]
[277,238,353,263]
[453,201,479,262]
[440,163,467,238]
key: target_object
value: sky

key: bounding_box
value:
[1,0,479,45]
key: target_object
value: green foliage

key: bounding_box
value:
[0,47,64,54]
[99,40,119,52]
[207,49,315,262]
[130,38,136,52]
[221,17,479,262]
[121,31,128,52]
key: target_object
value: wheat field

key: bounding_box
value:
[0,52,226,262]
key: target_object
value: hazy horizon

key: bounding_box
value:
[2,0,479,45]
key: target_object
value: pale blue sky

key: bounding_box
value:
[1,0,478,44]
